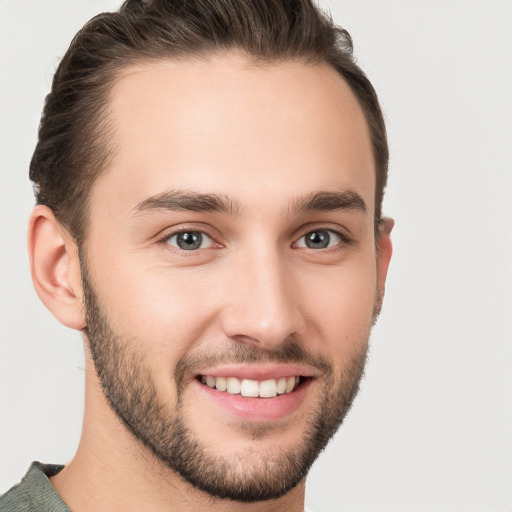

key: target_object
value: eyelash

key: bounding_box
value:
[293,228,351,251]
[165,230,216,251]
[157,225,219,254]
[157,226,351,253]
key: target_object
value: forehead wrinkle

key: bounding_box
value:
[131,189,243,217]
[290,189,367,216]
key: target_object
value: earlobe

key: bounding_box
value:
[28,205,86,330]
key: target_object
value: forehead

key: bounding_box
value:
[92,54,375,216]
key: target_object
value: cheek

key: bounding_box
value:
[88,259,221,397]
[91,255,219,350]
[299,256,377,352]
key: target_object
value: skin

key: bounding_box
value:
[28,53,392,511]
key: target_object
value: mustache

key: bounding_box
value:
[174,338,332,393]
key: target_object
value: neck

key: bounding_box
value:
[50,356,305,512]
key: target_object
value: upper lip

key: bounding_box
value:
[195,364,315,381]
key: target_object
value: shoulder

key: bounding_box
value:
[0,462,69,512]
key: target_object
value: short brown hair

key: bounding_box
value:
[30,0,388,246]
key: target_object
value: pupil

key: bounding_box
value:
[178,232,201,250]
[307,230,329,249]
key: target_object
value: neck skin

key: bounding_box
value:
[50,345,305,512]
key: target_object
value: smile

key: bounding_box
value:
[194,367,313,421]
[200,375,301,398]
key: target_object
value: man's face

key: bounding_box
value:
[81,54,387,501]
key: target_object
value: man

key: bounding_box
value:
[1,0,392,510]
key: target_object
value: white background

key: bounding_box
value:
[1,1,511,510]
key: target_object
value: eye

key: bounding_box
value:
[296,229,342,250]
[165,231,213,251]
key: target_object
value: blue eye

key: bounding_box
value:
[166,231,213,251]
[296,229,342,249]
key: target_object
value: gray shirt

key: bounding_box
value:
[0,462,70,511]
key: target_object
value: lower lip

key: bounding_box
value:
[193,378,311,422]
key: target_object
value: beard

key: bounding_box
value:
[81,257,370,503]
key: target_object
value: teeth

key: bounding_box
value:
[226,377,241,395]
[259,379,277,398]
[240,379,259,397]
[276,377,287,394]
[215,376,227,392]
[201,375,301,398]
[285,376,296,393]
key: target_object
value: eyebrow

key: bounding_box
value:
[133,190,242,216]
[132,189,367,217]
[292,190,367,214]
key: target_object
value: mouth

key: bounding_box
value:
[198,374,305,398]
[192,365,315,421]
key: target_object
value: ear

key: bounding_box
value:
[376,217,394,300]
[27,205,86,330]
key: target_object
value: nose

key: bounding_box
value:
[220,247,304,350]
